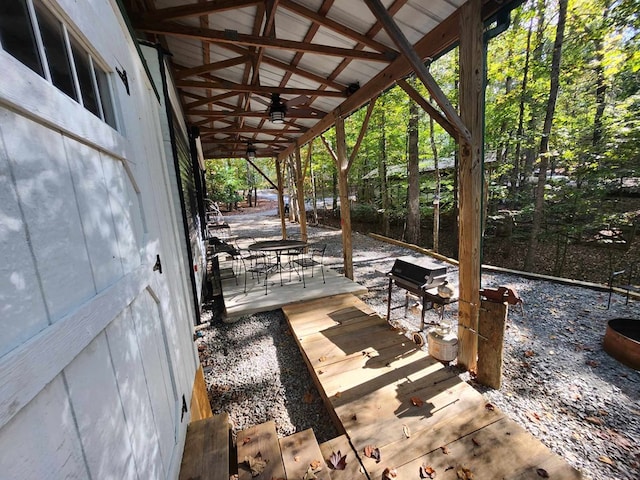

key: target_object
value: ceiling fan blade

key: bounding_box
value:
[285,95,310,107]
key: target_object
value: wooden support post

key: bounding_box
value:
[477,299,508,389]
[335,117,354,280]
[457,0,483,371]
[294,146,308,242]
[275,157,287,239]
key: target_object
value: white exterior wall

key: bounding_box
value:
[0,1,201,478]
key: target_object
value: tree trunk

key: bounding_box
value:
[430,113,440,253]
[406,99,421,244]
[310,150,319,224]
[379,104,390,236]
[524,0,568,271]
[512,18,533,197]
[332,167,338,214]
[592,1,611,150]
[523,0,547,182]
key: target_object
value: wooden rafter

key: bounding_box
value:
[279,0,396,55]
[187,109,326,119]
[140,0,261,21]
[176,80,346,97]
[174,56,250,80]
[363,0,472,143]
[397,78,457,138]
[134,21,395,62]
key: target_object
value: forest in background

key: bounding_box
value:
[205,0,640,284]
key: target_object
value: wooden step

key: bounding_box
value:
[237,421,286,480]
[279,429,331,480]
[319,435,367,480]
[179,412,230,480]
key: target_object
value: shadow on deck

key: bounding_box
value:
[282,294,583,479]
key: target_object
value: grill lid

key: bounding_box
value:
[389,256,447,288]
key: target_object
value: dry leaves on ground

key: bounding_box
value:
[382,467,398,479]
[456,466,474,479]
[364,445,381,463]
[420,464,436,478]
[303,391,315,404]
[411,396,424,407]
[244,453,268,477]
[328,450,347,470]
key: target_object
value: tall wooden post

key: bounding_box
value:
[275,157,287,239]
[335,116,354,280]
[294,146,308,242]
[457,0,483,371]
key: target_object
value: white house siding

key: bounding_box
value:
[0,1,201,479]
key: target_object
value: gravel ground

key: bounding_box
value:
[198,208,640,479]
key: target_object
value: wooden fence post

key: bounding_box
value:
[477,299,508,389]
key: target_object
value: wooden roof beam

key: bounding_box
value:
[397,78,457,138]
[134,21,396,62]
[221,43,347,92]
[140,0,261,22]
[187,109,326,119]
[363,0,471,143]
[279,0,396,55]
[174,56,250,80]
[177,80,347,97]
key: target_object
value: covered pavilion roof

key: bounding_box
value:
[122,0,520,160]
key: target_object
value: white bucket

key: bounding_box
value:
[427,329,459,362]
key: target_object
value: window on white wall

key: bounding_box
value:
[0,0,118,130]
[0,1,43,76]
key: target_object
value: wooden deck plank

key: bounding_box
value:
[282,294,582,480]
[318,435,367,480]
[390,417,581,480]
[179,413,229,480]
[237,421,286,480]
[279,429,331,480]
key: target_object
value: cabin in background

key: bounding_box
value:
[0,1,205,478]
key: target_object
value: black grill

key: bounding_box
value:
[386,256,454,329]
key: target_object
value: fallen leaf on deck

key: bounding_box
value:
[294,456,300,462]
[319,356,327,362]
[411,396,424,407]
[484,403,495,411]
[440,446,450,455]
[328,450,347,470]
[598,455,614,465]
[318,370,324,375]
[310,459,321,471]
[242,437,252,445]
[382,467,397,479]
[471,437,480,447]
[536,468,549,478]
[244,453,267,477]
[303,392,315,404]
[351,414,357,421]
[364,445,381,463]
[420,464,436,478]
[456,466,474,479]
[334,391,342,398]
[402,424,411,438]
[302,466,317,480]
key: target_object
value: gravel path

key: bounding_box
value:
[198,208,640,479]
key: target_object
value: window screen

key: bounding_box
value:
[71,38,99,116]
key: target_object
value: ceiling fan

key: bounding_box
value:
[253,93,311,124]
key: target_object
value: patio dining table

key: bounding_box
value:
[247,239,308,289]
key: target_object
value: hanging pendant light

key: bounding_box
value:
[269,93,286,124]
[246,143,256,160]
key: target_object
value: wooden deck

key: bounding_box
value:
[282,294,583,479]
